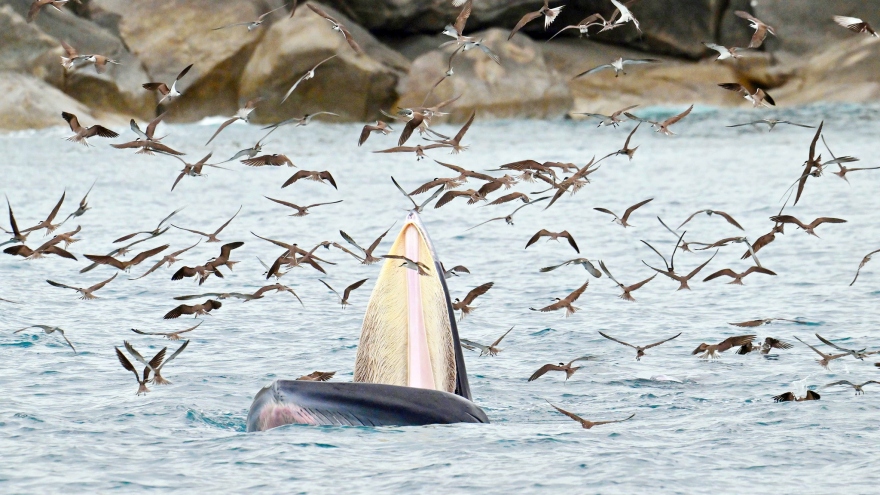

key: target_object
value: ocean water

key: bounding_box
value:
[1,105,879,493]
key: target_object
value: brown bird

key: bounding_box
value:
[4,244,76,260]
[339,226,393,264]
[703,266,777,285]
[599,331,681,360]
[435,189,483,208]
[113,207,182,244]
[59,41,120,73]
[205,98,263,145]
[548,402,635,429]
[794,122,824,206]
[1,197,31,247]
[850,248,880,286]
[692,335,756,359]
[282,170,338,189]
[381,254,431,276]
[171,263,223,285]
[824,380,880,395]
[115,345,164,395]
[142,64,193,106]
[297,371,336,382]
[61,112,118,146]
[46,273,117,300]
[20,191,66,236]
[572,104,639,128]
[466,197,549,229]
[773,390,820,403]
[241,154,295,168]
[84,244,169,272]
[252,233,335,274]
[131,321,202,341]
[125,340,189,386]
[770,215,846,237]
[525,229,579,253]
[594,198,653,227]
[163,299,222,319]
[26,225,81,258]
[374,144,451,161]
[425,111,476,154]
[833,15,878,37]
[508,0,565,40]
[530,281,589,317]
[28,0,67,22]
[444,264,471,278]
[729,318,808,328]
[736,337,793,355]
[265,196,342,217]
[126,241,196,281]
[794,336,849,369]
[453,282,494,320]
[172,206,241,243]
[546,13,607,41]
[625,105,693,136]
[319,278,369,308]
[212,5,286,31]
[307,4,363,54]
[599,261,655,302]
[460,326,513,356]
[544,157,599,209]
[610,122,641,160]
[206,241,244,272]
[358,121,393,146]
[642,239,717,291]
[486,192,532,206]
[14,325,76,353]
[735,10,775,48]
[169,153,226,192]
[678,209,744,231]
[718,83,775,108]
[528,355,596,381]
[539,258,602,277]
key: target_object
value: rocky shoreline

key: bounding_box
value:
[1,0,877,130]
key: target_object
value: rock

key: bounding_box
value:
[239,2,410,123]
[91,0,287,121]
[0,6,61,82]
[320,0,755,59]
[396,29,572,122]
[0,0,154,119]
[773,37,880,105]
[544,39,742,114]
[750,0,869,55]
[0,71,93,130]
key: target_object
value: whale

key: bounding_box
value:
[247,211,489,431]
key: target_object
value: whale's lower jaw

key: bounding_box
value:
[247,381,489,431]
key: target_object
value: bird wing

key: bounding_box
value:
[593,207,620,221]
[622,198,653,222]
[714,210,744,230]
[592,413,636,426]
[339,25,364,54]
[528,363,564,381]
[459,339,489,353]
[525,229,550,249]
[306,200,343,209]
[644,333,682,350]
[130,244,170,265]
[565,281,590,303]
[490,326,514,347]
[217,241,244,260]
[317,171,338,189]
[342,278,369,302]
[205,117,239,146]
[772,392,794,403]
[547,402,588,426]
[365,225,394,255]
[265,196,301,210]
[450,111,476,145]
[622,59,660,66]
[83,254,126,270]
[61,112,82,133]
[764,337,793,350]
[115,347,141,381]
[598,331,636,349]
[809,217,847,228]
[87,272,118,292]
[397,113,424,147]
[716,334,756,352]
[663,105,694,126]
[627,274,656,292]
[574,63,612,78]
[462,281,494,305]
[703,268,736,282]
[685,250,717,279]
[815,333,854,353]
[156,340,189,371]
[282,170,311,188]
[46,280,79,291]
[560,230,580,253]
[213,206,241,235]
[508,10,543,40]
[729,319,764,327]
[677,210,707,230]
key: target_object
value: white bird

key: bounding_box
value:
[702,42,742,61]
[282,55,337,103]
[833,16,878,37]
[609,0,641,33]
[574,57,659,78]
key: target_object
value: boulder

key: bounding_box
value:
[90,0,287,121]
[396,29,572,122]
[319,0,755,59]
[239,2,410,123]
[773,37,880,105]
[0,71,93,130]
[0,0,153,119]
[750,0,870,55]
[0,6,61,81]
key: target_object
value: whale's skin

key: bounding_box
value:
[246,380,489,431]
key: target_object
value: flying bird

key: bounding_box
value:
[530,281,589,317]
[735,10,776,48]
[702,42,742,61]
[297,371,336,382]
[453,282,494,320]
[728,318,808,328]
[773,390,820,402]
[46,273,117,300]
[142,64,193,106]
[131,321,202,341]
[833,15,878,37]
[204,98,263,145]
[794,336,849,369]
[84,245,169,272]
[599,261,655,302]
[59,41,120,73]
[319,278,369,308]
[823,380,880,395]
[574,57,659,78]
[265,196,342,217]
[172,206,241,243]
[540,258,602,277]
[282,170,338,189]
[572,104,639,128]
[507,0,565,40]
[547,402,635,429]
[460,326,513,356]
[769,215,846,237]
[382,254,431,276]
[599,331,681,360]
[815,333,878,361]
[525,229,579,253]
[692,335,756,359]
[736,337,793,355]
[115,345,164,395]
[593,198,653,227]
[727,119,814,131]
[625,105,693,136]
[212,5,285,31]
[339,226,393,264]
[28,0,68,23]
[14,325,76,353]
[528,355,596,381]
[163,299,222,319]
[20,191,66,236]
[126,340,189,385]
[718,83,775,107]
[307,4,363,54]
[61,112,118,146]
[282,55,337,103]
[358,121,393,146]
[850,248,880,286]
[702,266,777,285]
[678,209,744,231]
